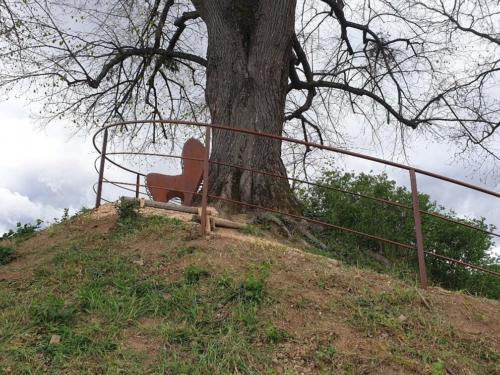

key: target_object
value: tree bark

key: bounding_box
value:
[192,0,298,212]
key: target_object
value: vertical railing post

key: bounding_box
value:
[95,128,109,209]
[135,173,140,199]
[409,169,428,289]
[200,125,211,235]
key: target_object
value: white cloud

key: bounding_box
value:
[0,187,61,233]
[0,99,97,232]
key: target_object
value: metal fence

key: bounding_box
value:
[93,120,500,288]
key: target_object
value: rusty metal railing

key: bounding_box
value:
[92,120,500,288]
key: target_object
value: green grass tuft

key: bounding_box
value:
[30,295,78,327]
[184,265,210,284]
[265,323,288,344]
[240,225,263,237]
[0,246,15,265]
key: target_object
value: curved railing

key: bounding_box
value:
[92,120,500,288]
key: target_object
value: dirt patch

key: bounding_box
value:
[89,203,118,219]
[430,289,500,347]
[121,318,163,366]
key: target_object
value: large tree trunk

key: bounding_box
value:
[192,0,298,212]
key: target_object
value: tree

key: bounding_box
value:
[299,169,499,299]
[1,0,499,210]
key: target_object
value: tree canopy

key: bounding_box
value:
[1,1,498,144]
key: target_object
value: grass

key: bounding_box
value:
[0,207,498,374]
[335,286,499,373]
[0,219,43,266]
[184,265,210,284]
[0,213,277,374]
[240,224,263,237]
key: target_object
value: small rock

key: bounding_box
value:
[328,259,339,267]
[133,259,144,266]
[397,314,407,323]
[49,335,61,345]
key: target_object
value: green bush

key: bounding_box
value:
[2,219,42,242]
[116,198,141,228]
[299,169,499,299]
[0,246,15,265]
[116,198,140,222]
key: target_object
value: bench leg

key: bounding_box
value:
[183,193,194,207]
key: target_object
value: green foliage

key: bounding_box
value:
[265,323,288,344]
[1,219,45,265]
[53,208,70,223]
[1,219,42,242]
[0,246,15,265]
[30,295,77,327]
[315,344,337,367]
[116,198,140,223]
[240,224,263,237]
[184,265,210,284]
[77,206,92,215]
[112,203,181,240]
[176,246,195,257]
[432,360,446,375]
[299,169,499,299]
[237,273,267,304]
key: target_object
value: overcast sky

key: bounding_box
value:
[0,96,499,254]
[0,99,96,233]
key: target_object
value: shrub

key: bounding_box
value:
[2,220,43,242]
[240,225,262,237]
[116,198,140,222]
[299,169,499,299]
[0,246,15,265]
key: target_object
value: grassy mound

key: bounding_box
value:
[0,206,498,374]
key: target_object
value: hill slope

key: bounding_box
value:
[0,205,499,374]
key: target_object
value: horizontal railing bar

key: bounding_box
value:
[414,169,500,198]
[210,159,500,238]
[210,159,413,210]
[94,120,499,198]
[420,210,500,238]
[106,152,205,163]
[207,194,416,250]
[94,153,206,180]
[102,179,149,197]
[94,154,147,178]
[99,153,412,211]
[104,180,202,198]
[102,179,417,250]
[424,251,500,277]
